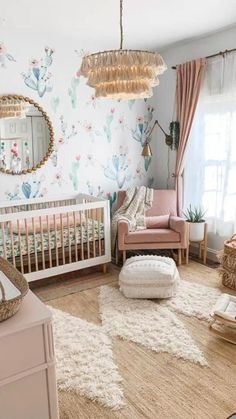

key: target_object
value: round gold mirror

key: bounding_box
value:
[0,95,54,175]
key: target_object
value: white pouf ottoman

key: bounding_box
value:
[119,255,180,299]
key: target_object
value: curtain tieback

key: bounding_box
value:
[171,173,182,178]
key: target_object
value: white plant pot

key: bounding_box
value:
[189,222,205,242]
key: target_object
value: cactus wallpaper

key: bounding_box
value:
[0,36,157,208]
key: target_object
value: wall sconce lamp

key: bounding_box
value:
[142,120,178,158]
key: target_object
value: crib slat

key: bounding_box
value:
[39,216,45,270]
[86,209,90,259]
[47,215,52,268]
[9,222,16,268]
[92,210,96,257]
[1,223,7,260]
[60,214,65,265]
[80,211,84,260]
[24,219,31,273]
[32,217,38,271]
[53,214,59,266]
[73,211,78,262]
[98,208,102,256]
[67,212,72,264]
[17,220,24,274]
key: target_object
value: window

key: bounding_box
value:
[184,53,236,238]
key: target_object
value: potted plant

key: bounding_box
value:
[183,205,206,242]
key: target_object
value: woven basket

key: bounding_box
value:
[0,257,29,322]
[218,234,236,290]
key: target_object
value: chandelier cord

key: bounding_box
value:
[120,0,123,50]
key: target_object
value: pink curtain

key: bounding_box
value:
[175,58,206,215]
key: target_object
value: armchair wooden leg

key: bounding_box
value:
[177,249,182,266]
[186,245,189,264]
[123,250,126,264]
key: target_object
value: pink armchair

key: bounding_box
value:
[117,189,188,265]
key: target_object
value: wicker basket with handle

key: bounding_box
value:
[218,234,236,290]
[0,257,29,322]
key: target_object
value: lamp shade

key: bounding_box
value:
[79,0,167,100]
[142,142,152,157]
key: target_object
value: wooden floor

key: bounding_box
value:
[34,261,236,419]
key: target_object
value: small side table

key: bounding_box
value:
[188,222,208,264]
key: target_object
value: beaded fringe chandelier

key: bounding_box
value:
[0,98,26,119]
[80,0,167,100]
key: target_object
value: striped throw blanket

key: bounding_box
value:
[111,186,153,251]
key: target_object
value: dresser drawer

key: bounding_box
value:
[0,369,51,419]
[0,324,45,381]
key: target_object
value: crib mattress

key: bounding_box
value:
[0,219,104,259]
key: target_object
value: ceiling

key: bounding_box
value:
[1,0,236,51]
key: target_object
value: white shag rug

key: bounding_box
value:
[160,280,221,321]
[99,286,207,366]
[51,307,124,410]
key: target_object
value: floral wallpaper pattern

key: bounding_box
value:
[0,42,16,68]
[0,38,157,209]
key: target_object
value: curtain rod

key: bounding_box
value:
[171,47,236,70]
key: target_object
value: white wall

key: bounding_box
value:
[154,25,236,189]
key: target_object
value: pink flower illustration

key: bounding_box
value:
[53,172,63,184]
[0,42,6,54]
[137,116,144,123]
[30,58,39,68]
[75,154,81,161]
[84,123,92,132]
[110,108,115,114]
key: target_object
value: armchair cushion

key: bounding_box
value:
[124,229,180,244]
[146,215,169,229]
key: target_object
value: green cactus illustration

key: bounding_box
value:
[107,191,117,217]
[68,75,80,108]
[103,108,115,142]
[128,100,135,110]
[69,156,81,191]
[51,96,60,113]
[22,47,54,97]
[144,157,151,172]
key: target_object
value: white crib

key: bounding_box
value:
[0,193,111,282]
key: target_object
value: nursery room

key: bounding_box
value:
[0,0,236,418]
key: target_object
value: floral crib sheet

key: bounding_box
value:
[0,219,104,259]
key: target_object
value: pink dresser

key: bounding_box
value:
[0,291,59,419]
